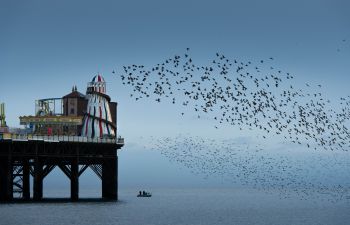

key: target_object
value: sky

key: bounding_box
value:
[0,0,350,191]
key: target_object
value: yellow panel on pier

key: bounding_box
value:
[19,115,83,125]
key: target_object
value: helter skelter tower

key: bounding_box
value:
[81,74,116,138]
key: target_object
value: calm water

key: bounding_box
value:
[0,188,349,225]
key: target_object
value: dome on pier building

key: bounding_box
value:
[87,74,106,94]
[92,74,105,83]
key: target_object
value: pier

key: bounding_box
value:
[0,74,124,202]
[0,135,124,201]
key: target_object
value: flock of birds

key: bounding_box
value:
[114,49,350,200]
[147,135,350,201]
[116,48,350,152]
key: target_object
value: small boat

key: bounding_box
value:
[137,192,152,197]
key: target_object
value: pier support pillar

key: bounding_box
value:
[33,158,43,200]
[0,157,12,201]
[102,156,118,200]
[0,158,4,201]
[70,158,79,201]
[22,159,30,200]
[1,154,14,201]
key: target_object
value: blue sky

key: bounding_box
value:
[1,0,350,190]
[1,0,349,129]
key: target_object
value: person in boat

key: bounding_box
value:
[142,191,146,195]
[139,191,142,196]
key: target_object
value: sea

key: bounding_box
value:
[0,188,349,225]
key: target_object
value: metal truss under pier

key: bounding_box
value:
[0,138,124,201]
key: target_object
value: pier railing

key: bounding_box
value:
[0,133,124,145]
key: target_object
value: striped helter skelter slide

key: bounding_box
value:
[81,75,116,138]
